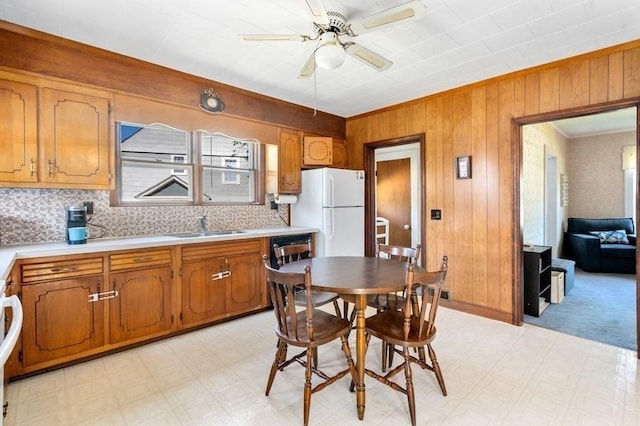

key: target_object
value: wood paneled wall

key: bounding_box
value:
[0,21,345,139]
[346,40,640,323]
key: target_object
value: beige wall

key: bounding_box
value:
[522,123,569,257]
[568,131,635,219]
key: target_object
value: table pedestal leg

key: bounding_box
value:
[355,294,366,420]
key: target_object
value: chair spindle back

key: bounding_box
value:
[263,256,315,342]
[376,242,421,264]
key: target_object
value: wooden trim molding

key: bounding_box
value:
[0,21,346,138]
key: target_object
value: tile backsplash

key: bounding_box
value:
[0,188,289,245]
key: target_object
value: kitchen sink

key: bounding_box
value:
[167,230,248,238]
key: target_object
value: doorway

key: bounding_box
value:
[364,135,425,264]
[515,101,640,352]
[376,144,421,248]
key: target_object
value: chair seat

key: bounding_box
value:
[296,289,340,308]
[277,310,352,347]
[367,293,406,311]
[365,310,437,347]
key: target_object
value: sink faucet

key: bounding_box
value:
[197,215,207,236]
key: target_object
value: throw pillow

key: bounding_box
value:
[589,229,629,244]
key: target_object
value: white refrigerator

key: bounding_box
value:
[291,168,365,257]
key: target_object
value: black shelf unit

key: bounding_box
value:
[523,245,552,316]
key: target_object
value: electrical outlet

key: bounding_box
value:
[83,201,94,215]
[427,287,450,300]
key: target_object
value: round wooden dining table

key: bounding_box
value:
[279,256,422,421]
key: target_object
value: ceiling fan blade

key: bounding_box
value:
[301,0,329,25]
[297,52,316,79]
[345,43,392,71]
[348,0,426,34]
[238,34,309,42]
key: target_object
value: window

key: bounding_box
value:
[171,155,187,176]
[199,131,259,204]
[115,122,262,206]
[117,122,193,205]
[222,158,240,184]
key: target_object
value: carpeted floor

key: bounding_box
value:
[524,269,637,351]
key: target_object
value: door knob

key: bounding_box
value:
[403,224,410,230]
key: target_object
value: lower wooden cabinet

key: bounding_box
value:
[109,249,173,343]
[11,239,268,378]
[181,257,227,326]
[20,257,105,368]
[109,265,173,343]
[225,252,264,315]
[180,238,267,327]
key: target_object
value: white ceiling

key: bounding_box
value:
[1,0,640,118]
[551,107,637,138]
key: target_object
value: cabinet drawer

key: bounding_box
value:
[110,249,172,271]
[22,257,104,283]
[181,239,263,262]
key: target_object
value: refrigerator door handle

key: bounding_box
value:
[328,175,334,207]
[327,208,334,240]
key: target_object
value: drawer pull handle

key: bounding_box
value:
[133,256,153,263]
[88,290,119,303]
[29,158,35,177]
[48,159,54,177]
[50,265,79,273]
[211,271,231,281]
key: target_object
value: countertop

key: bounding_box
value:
[0,226,318,281]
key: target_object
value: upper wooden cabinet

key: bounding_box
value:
[332,138,347,169]
[278,128,302,194]
[0,79,38,183]
[301,133,347,169]
[40,87,112,188]
[0,72,114,189]
[303,136,333,166]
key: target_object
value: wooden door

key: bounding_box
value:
[0,79,38,184]
[225,253,263,315]
[377,158,412,247]
[109,265,173,343]
[278,129,301,194]
[22,276,105,366]
[40,87,112,188]
[181,257,227,326]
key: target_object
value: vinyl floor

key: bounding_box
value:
[5,304,639,425]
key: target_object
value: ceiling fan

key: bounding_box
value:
[238,0,426,78]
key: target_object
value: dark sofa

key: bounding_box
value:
[564,217,636,274]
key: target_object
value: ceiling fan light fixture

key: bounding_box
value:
[315,32,345,69]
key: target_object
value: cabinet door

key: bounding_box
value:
[40,87,112,188]
[0,79,38,183]
[109,265,173,343]
[303,136,333,166]
[181,257,227,327]
[332,138,346,169]
[226,253,264,315]
[22,277,105,367]
[278,129,301,194]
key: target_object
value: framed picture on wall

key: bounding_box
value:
[456,155,472,179]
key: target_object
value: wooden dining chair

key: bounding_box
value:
[273,240,342,318]
[363,256,448,426]
[263,258,357,426]
[369,242,422,370]
[342,242,421,370]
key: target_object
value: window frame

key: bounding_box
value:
[112,122,266,207]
